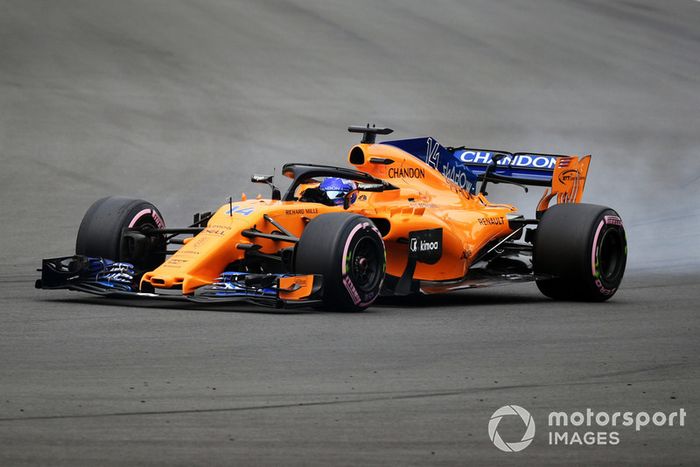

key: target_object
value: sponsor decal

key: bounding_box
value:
[456,150,558,170]
[164,258,188,266]
[151,210,165,229]
[187,237,210,251]
[342,275,362,305]
[203,224,231,236]
[387,167,425,179]
[408,200,438,209]
[408,228,442,264]
[478,216,505,225]
[285,208,319,215]
[558,169,579,184]
[442,164,473,190]
[427,138,474,191]
[604,215,623,227]
[128,209,165,229]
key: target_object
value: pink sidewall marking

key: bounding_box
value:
[591,220,605,276]
[341,223,366,276]
[152,210,165,228]
[340,221,384,307]
[343,276,362,305]
[128,209,164,229]
[603,215,623,227]
[595,279,616,296]
[592,215,623,295]
[591,215,623,275]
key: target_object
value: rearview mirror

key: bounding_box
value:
[356,183,385,192]
[251,174,274,184]
[251,174,281,200]
[343,189,360,210]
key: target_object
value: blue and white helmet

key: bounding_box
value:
[319,177,357,206]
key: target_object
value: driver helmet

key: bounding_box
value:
[319,177,357,206]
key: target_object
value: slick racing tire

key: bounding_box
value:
[295,213,386,312]
[533,203,627,301]
[76,196,166,271]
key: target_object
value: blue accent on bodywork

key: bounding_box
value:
[96,263,136,291]
[206,272,289,298]
[382,137,478,193]
[84,258,135,291]
[226,205,255,216]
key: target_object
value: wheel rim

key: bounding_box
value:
[349,236,383,293]
[121,218,166,270]
[598,228,624,282]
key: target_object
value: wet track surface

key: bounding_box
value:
[1,0,699,465]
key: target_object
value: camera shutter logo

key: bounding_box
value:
[488,405,536,452]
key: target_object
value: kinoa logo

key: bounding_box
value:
[410,238,439,252]
[408,228,442,265]
[419,241,439,251]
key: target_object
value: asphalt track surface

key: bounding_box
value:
[1,0,699,465]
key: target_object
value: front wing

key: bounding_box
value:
[36,256,324,308]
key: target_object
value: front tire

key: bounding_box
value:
[75,196,166,271]
[533,203,627,301]
[295,213,386,311]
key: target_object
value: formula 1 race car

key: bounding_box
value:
[37,125,627,311]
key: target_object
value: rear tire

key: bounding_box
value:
[295,213,386,311]
[533,203,627,301]
[75,196,166,271]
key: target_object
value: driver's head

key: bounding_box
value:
[319,177,357,206]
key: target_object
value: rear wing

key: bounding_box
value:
[382,138,591,211]
[452,148,560,186]
[451,148,591,210]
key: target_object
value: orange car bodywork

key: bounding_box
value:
[141,142,590,297]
